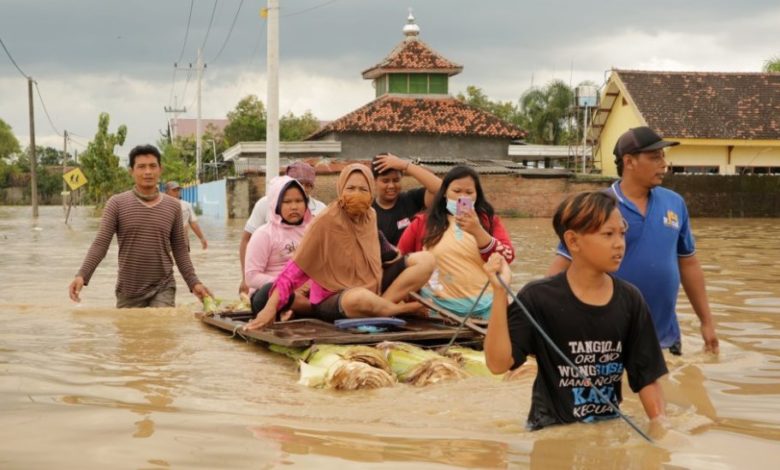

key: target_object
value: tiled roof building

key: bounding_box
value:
[592,69,780,176]
[307,12,525,160]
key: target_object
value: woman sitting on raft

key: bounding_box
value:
[397,165,515,318]
[244,175,314,316]
[245,164,435,330]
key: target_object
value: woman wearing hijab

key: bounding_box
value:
[245,164,435,330]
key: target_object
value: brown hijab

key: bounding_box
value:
[293,164,383,293]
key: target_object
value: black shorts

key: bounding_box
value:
[250,282,294,317]
[312,256,408,323]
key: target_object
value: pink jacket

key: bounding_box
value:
[244,176,313,292]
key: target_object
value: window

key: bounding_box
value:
[736,166,780,175]
[429,74,448,93]
[670,166,720,174]
[388,74,408,93]
[409,74,428,93]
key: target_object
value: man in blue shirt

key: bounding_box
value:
[547,126,719,355]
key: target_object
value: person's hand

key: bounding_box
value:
[372,153,408,173]
[200,238,208,250]
[192,283,212,301]
[69,276,85,302]
[483,253,510,288]
[700,322,719,354]
[239,279,249,296]
[245,305,276,331]
[455,209,485,238]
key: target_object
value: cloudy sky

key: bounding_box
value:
[1,0,778,158]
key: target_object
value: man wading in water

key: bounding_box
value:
[68,144,212,308]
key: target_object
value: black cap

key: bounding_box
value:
[613,126,679,159]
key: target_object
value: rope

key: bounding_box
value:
[440,281,490,354]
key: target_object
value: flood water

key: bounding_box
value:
[2,205,780,469]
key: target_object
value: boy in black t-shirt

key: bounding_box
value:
[371,153,441,245]
[483,191,668,431]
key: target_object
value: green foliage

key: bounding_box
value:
[78,112,130,207]
[280,111,320,141]
[0,118,21,160]
[23,145,72,166]
[519,80,576,145]
[159,137,195,184]
[456,86,523,126]
[764,56,780,73]
[224,95,266,146]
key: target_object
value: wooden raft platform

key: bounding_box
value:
[196,310,482,348]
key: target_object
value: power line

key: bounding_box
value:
[282,0,341,18]
[0,36,29,78]
[34,81,61,136]
[176,0,195,64]
[209,0,244,64]
[200,0,219,53]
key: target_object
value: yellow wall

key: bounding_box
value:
[597,89,644,177]
[597,73,780,176]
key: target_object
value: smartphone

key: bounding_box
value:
[456,197,473,216]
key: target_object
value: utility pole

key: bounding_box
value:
[266,0,280,193]
[196,47,203,184]
[62,129,68,212]
[28,77,38,218]
[163,95,187,140]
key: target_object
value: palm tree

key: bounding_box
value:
[518,80,575,145]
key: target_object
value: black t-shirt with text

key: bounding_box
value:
[507,272,668,430]
[372,187,426,245]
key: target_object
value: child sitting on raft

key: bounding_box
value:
[483,190,668,430]
[397,165,514,318]
[244,175,314,316]
[245,164,435,330]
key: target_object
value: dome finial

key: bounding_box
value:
[402,8,420,39]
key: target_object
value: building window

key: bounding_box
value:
[389,74,408,93]
[409,74,427,93]
[374,75,387,97]
[429,74,448,93]
[736,166,780,175]
[670,166,720,174]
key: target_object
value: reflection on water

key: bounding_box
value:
[2,207,780,468]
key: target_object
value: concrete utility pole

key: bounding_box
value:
[28,77,38,218]
[164,95,187,140]
[196,47,203,183]
[265,0,280,193]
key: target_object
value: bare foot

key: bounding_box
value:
[393,301,428,317]
[279,310,294,322]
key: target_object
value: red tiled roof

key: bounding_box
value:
[362,39,463,79]
[307,95,526,140]
[616,70,780,140]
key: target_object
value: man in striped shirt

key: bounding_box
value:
[68,144,212,308]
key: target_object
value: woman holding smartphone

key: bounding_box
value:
[397,165,515,318]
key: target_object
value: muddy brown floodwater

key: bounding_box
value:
[1,206,779,468]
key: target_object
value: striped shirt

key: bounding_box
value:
[77,190,200,298]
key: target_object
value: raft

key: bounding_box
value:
[196,309,482,347]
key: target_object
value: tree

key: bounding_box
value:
[224,95,266,146]
[456,86,522,126]
[764,56,780,72]
[27,146,72,166]
[518,80,576,145]
[0,118,21,160]
[280,111,320,141]
[159,137,195,184]
[79,112,129,206]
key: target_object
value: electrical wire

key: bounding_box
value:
[209,0,244,64]
[176,0,195,65]
[200,0,219,53]
[33,81,61,136]
[282,0,341,18]
[0,36,29,78]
